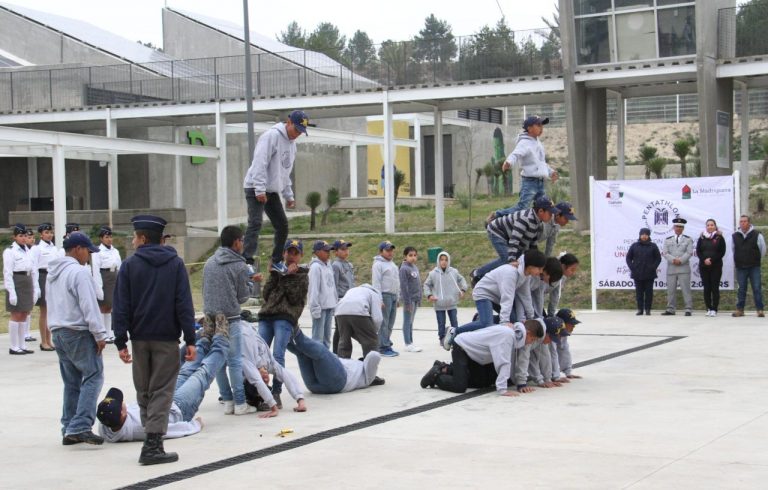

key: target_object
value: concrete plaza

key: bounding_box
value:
[1,307,767,489]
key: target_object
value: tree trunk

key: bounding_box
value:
[309,210,317,231]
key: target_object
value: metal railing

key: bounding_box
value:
[718,5,768,59]
[0,29,561,113]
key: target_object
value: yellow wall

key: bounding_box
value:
[366,120,411,197]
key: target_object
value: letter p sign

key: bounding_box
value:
[187,130,208,165]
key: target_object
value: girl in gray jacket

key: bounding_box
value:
[423,251,467,345]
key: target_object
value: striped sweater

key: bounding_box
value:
[487,208,544,261]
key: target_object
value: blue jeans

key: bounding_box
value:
[311,308,335,348]
[214,319,245,405]
[286,330,346,394]
[379,292,397,350]
[506,176,545,215]
[436,309,459,340]
[455,299,495,335]
[402,301,418,345]
[736,266,764,310]
[258,318,293,394]
[243,189,289,264]
[475,231,511,279]
[175,334,229,421]
[53,329,104,436]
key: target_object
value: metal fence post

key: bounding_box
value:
[9,71,13,111]
[49,70,53,108]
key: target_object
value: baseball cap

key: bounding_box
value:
[284,239,304,253]
[378,241,396,251]
[289,110,310,135]
[96,387,124,428]
[554,202,578,221]
[333,239,353,249]
[533,196,557,214]
[312,240,335,252]
[523,115,550,130]
[544,316,569,344]
[62,232,99,252]
[556,308,581,325]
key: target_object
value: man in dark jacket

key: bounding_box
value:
[732,214,765,317]
[626,227,662,315]
[113,215,196,466]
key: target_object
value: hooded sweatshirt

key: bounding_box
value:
[332,257,355,299]
[372,255,399,296]
[46,255,106,341]
[335,284,384,329]
[423,251,468,311]
[202,247,253,318]
[241,324,304,408]
[472,259,532,323]
[399,260,422,304]
[308,256,338,319]
[454,323,527,395]
[505,133,553,179]
[112,244,196,351]
[242,122,296,201]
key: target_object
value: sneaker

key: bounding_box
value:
[759,310,765,318]
[234,403,257,415]
[200,315,215,341]
[370,376,386,386]
[420,362,443,389]
[684,311,692,317]
[404,344,422,352]
[271,261,289,275]
[732,310,744,317]
[63,430,104,446]
[442,327,456,351]
[661,311,675,316]
[470,269,480,287]
[223,400,235,415]
[380,348,399,357]
[711,310,717,317]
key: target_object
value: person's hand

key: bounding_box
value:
[255,193,267,203]
[95,339,106,355]
[501,391,520,397]
[286,200,296,209]
[286,263,299,275]
[251,273,263,282]
[294,398,307,412]
[195,416,205,430]
[502,161,511,172]
[259,405,279,418]
[518,386,535,393]
[550,170,559,182]
[567,373,582,379]
[541,381,556,388]
[486,211,496,225]
[184,345,196,362]
[704,258,712,266]
[551,380,563,387]
[459,291,465,299]
[428,295,437,303]
[8,292,17,306]
[557,377,570,383]
[510,260,519,267]
[118,348,132,364]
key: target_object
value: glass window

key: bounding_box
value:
[657,6,696,56]
[657,0,694,6]
[615,0,653,11]
[573,0,611,16]
[576,16,612,64]
[616,11,657,61]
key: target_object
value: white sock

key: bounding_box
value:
[17,322,27,350]
[24,316,31,338]
[8,321,20,351]
[103,313,113,338]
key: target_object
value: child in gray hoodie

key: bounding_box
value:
[372,241,399,357]
[308,240,338,349]
[424,251,467,345]
[399,246,422,352]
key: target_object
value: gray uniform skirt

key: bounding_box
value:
[36,269,48,306]
[99,269,117,307]
[5,273,34,312]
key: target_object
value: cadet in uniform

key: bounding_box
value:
[662,217,694,316]
[3,224,39,355]
[91,226,122,343]
[30,222,60,351]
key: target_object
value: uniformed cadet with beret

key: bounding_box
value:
[30,222,61,351]
[91,226,122,343]
[3,224,39,355]
[662,217,694,316]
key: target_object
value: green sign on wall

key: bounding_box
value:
[187,130,208,165]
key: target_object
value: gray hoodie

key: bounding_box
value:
[332,257,355,299]
[242,122,296,201]
[454,323,527,395]
[423,251,468,311]
[472,260,531,325]
[308,256,338,319]
[335,284,384,329]
[372,255,399,296]
[46,256,106,341]
[202,247,253,318]
[505,133,553,179]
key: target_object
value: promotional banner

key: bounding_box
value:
[592,176,735,290]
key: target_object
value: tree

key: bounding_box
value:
[459,18,521,80]
[321,187,340,226]
[673,139,692,178]
[647,157,668,179]
[278,21,306,48]
[305,191,322,231]
[379,39,415,85]
[639,145,658,179]
[394,169,406,204]
[413,14,457,80]
[736,0,768,57]
[306,22,346,61]
[344,30,376,69]
[761,136,768,180]
[458,126,484,224]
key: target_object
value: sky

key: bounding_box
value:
[11,0,559,48]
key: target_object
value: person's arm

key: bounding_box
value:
[398,265,410,303]
[544,224,558,258]
[662,238,674,263]
[515,343,534,391]
[371,291,384,329]
[235,263,254,305]
[112,265,131,351]
[653,243,662,269]
[31,260,40,303]
[248,131,275,194]
[695,237,703,261]
[74,268,107,343]
[261,272,278,302]
[499,274,518,324]
[174,260,197,350]
[547,279,562,318]
[625,244,635,271]
[423,271,434,299]
[517,278,535,320]
[679,238,693,265]
[164,419,202,439]
[91,251,104,301]
[273,363,305,406]
[758,233,766,258]
[456,270,468,293]
[371,262,382,291]
[2,249,16,301]
[333,262,343,298]
[243,358,278,408]
[527,343,544,385]
[489,342,513,395]
[716,235,727,260]
[308,264,322,319]
[549,343,562,381]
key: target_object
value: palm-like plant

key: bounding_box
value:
[322,187,340,225]
[673,139,691,178]
[305,191,322,231]
[639,145,658,180]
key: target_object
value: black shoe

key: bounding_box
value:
[9,349,26,355]
[139,433,178,465]
[63,431,104,446]
[685,311,692,316]
[470,269,480,287]
[25,336,37,342]
[661,311,675,316]
[370,376,385,386]
[22,349,34,354]
[636,311,643,316]
[40,345,55,351]
[645,310,651,316]
[420,363,442,389]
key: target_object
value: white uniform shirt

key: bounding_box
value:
[91,244,122,301]
[29,240,61,271]
[3,242,39,297]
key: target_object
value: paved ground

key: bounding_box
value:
[1,307,767,489]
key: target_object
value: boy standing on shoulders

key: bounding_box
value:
[372,241,399,357]
[399,246,422,353]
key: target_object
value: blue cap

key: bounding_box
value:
[289,110,310,135]
[12,223,26,235]
[98,226,113,237]
[65,223,80,234]
[555,202,578,221]
[284,238,304,253]
[312,240,335,252]
[378,240,395,251]
[96,387,124,428]
[556,308,581,325]
[37,223,52,233]
[523,115,549,129]
[533,196,557,214]
[131,214,167,233]
[332,239,353,249]
[63,232,99,252]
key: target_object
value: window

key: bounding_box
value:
[615,0,652,11]
[576,16,612,64]
[573,0,612,16]
[657,6,696,57]
[616,11,657,61]
[457,108,503,124]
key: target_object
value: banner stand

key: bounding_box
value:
[589,176,597,312]
[734,170,741,222]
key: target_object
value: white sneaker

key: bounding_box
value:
[711,310,717,317]
[405,344,422,352]
[223,400,235,415]
[234,403,257,415]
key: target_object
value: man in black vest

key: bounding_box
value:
[732,214,765,318]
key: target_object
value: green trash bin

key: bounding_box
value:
[427,247,443,263]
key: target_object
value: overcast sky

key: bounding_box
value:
[13,0,559,47]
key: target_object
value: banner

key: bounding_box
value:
[592,176,735,290]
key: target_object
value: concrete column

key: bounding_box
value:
[349,143,358,198]
[52,145,66,242]
[586,88,608,181]
[413,117,422,197]
[174,127,184,208]
[740,85,750,215]
[434,107,445,232]
[383,92,395,234]
[215,105,228,233]
[616,93,625,180]
[27,157,38,208]
[105,112,119,209]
